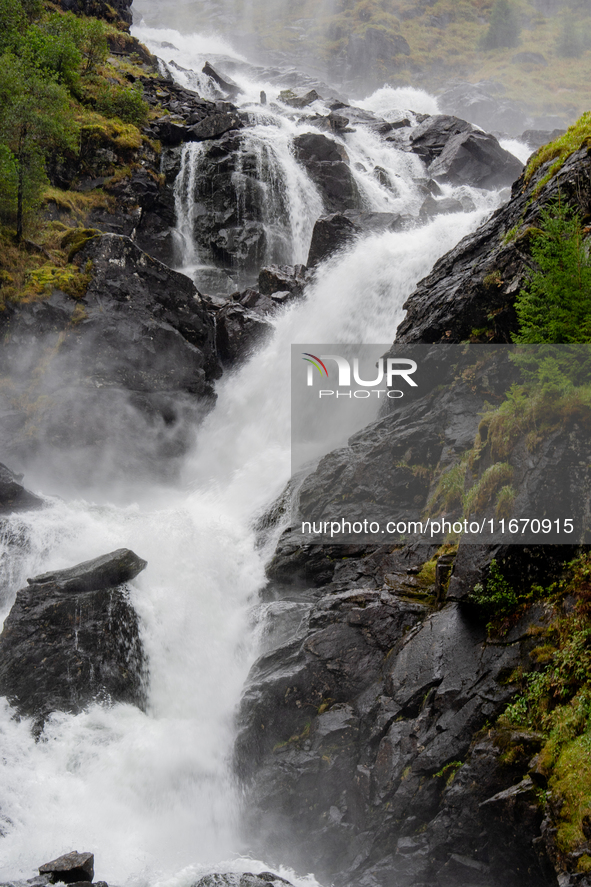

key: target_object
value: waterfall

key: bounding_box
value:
[174,142,205,268]
[237,120,324,267]
[0,21,508,887]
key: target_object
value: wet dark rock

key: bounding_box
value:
[303,160,360,212]
[480,779,557,886]
[0,550,147,721]
[152,117,193,146]
[0,464,43,514]
[307,212,359,265]
[237,289,275,314]
[301,113,354,135]
[410,115,523,189]
[293,133,361,212]
[0,234,220,485]
[396,144,591,344]
[419,194,464,219]
[428,130,524,190]
[30,548,147,593]
[293,133,348,164]
[202,62,241,100]
[239,342,588,884]
[156,131,297,278]
[307,211,408,266]
[215,302,272,365]
[258,264,306,297]
[39,852,94,884]
[237,527,561,885]
[279,88,321,108]
[188,111,244,141]
[410,115,474,165]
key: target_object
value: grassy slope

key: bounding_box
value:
[163,0,591,124]
[0,13,161,311]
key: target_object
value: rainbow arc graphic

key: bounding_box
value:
[302,353,329,377]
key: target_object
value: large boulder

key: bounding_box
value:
[409,115,523,190]
[202,62,241,100]
[39,852,94,884]
[0,550,147,721]
[293,133,349,164]
[293,133,361,213]
[428,130,524,189]
[410,115,474,165]
[258,264,306,296]
[188,111,244,141]
[215,303,272,365]
[307,211,407,266]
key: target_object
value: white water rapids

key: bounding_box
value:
[0,21,525,887]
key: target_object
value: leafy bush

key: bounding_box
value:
[468,559,519,620]
[93,81,148,126]
[25,19,82,91]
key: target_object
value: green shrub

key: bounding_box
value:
[93,81,148,126]
[467,559,519,620]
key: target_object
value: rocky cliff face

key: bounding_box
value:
[233,146,591,887]
[397,144,591,344]
[1,10,589,883]
[0,234,220,487]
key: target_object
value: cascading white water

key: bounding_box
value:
[174,142,206,267]
[237,119,324,266]
[0,22,512,887]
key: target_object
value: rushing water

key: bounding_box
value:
[0,21,516,887]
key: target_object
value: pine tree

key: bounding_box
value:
[513,202,591,344]
[480,0,521,50]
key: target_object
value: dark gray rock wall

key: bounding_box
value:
[236,540,563,887]
[235,139,591,887]
[0,234,220,486]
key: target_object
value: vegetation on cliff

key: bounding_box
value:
[0,0,156,311]
[498,552,591,869]
[512,203,591,344]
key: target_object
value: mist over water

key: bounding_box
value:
[0,16,510,887]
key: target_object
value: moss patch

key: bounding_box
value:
[525,111,591,189]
